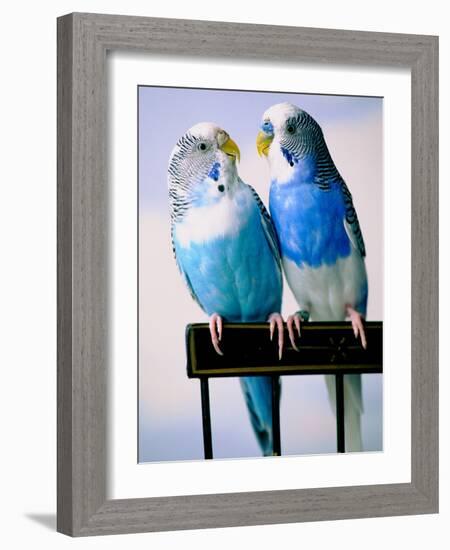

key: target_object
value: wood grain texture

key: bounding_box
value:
[57,14,74,535]
[57,12,439,536]
[410,34,439,506]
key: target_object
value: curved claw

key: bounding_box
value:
[347,306,367,350]
[209,313,224,356]
[268,312,284,360]
[286,313,302,352]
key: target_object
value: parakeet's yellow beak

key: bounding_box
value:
[219,135,241,162]
[256,130,274,157]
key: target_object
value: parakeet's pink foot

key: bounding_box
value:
[346,306,367,350]
[286,313,302,352]
[268,312,284,360]
[209,313,223,356]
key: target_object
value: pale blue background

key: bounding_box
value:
[138,86,383,462]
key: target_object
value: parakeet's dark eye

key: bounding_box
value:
[286,124,296,134]
[198,142,207,151]
[218,184,225,193]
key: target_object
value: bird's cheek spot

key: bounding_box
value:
[281,146,297,168]
[208,162,221,182]
[218,184,225,193]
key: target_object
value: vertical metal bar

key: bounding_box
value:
[335,373,345,453]
[200,378,213,459]
[271,376,281,456]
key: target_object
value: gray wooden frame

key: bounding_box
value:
[57,12,439,537]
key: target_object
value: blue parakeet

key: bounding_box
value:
[256,103,368,452]
[168,122,284,456]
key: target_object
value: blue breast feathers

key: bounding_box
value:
[269,179,351,268]
[173,202,282,322]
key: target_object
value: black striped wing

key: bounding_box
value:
[340,179,366,257]
[246,182,283,269]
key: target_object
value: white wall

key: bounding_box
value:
[0,1,446,548]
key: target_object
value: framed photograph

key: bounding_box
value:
[57,13,438,536]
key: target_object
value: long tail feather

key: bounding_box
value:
[240,376,280,456]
